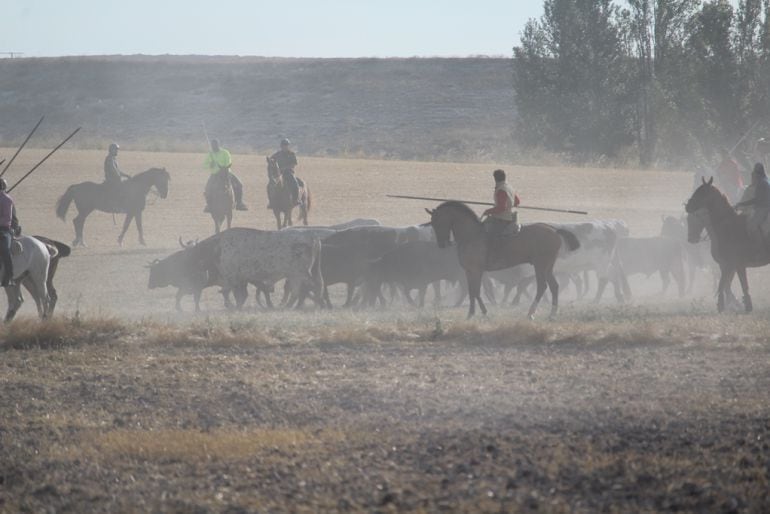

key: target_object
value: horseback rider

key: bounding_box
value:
[104,143,131,186]
[0,178,20,287]
[482,169,520,235]
[269,138,300,208]
[716,147,744,204]
[736,163,770,246]
[204,139,248,212]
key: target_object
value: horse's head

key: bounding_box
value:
[686,209,709,244]
[685,176,719,214]
[426,207,450,248]
[142,167,170,199]
[266,157,281,181]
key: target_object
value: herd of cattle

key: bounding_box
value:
[144,214,715,314]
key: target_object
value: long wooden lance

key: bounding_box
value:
[8,127,81,193]
[1,115,45,178]
[729,120,760,155]
[386,194,589,215]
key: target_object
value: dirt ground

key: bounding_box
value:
[1,149,770,512]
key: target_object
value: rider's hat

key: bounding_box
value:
[0,178,7,191]
[280,138,291,146]
[108,143,119,154]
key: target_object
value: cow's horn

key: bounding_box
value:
[179,236,186,248]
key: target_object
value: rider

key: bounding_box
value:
[104,143,131,186]
[736,163,770,246]
[269,138,300,207]
[716,147,744,204]
[204,138,248,212]
[0,178,20,287]
[482,169,521,235]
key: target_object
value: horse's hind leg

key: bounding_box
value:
[73,212,89,247]
[135,212,146,246]
[527,269,548,320]
[737,267,752,313]
[547,273,560,319]
[117,214,134,246]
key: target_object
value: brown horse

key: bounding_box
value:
[266,157,310,229]
[207,169,234,234]
[685,177,770,313]
[56,167,170,247]
[427,201,580,319]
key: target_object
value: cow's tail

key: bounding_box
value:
[556,229,581,252]
[56,186,77,221]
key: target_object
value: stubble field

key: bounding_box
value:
[1,149,769,512]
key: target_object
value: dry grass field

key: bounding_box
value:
[1,148,770,512]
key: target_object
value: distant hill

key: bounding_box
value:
[0,55,517,161]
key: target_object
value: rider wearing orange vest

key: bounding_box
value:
[483,169,520,234]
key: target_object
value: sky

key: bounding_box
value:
[2,0,544,58]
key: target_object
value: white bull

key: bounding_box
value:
[213,228,324,309]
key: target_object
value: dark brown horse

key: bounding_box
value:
[266,157,310,229]
[685,177,770,312]
[207,169,234,234]
[427,201,580,319]
[56,167,170,247]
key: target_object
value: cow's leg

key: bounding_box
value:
[226,213,232,230]
[431,281,441,307]
[274,211,281,230]
[660,270,671,295]
[232,284,249,309]
[417,286,427,308]
[193,289,202,312]
[527,268,548,320]
[737,267,752,313]
[117,213,134,246]
[175,289,184,311]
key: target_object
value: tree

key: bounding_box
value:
[513,0,633,161]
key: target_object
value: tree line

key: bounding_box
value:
[513,0,770,168]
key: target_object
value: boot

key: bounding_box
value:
[236,202,248,211]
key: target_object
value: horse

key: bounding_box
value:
[207,169,234,234]
[55,167,170,247]
[266,157,311,229]
[426,201,580,319]
[685,177,770,313]
[3,235,51,322]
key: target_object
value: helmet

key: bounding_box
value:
[108,143,119,154]
[280,138,291,146]
[493,169,506,182]
[0,178,7,191]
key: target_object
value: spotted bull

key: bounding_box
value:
[149,228,323,311]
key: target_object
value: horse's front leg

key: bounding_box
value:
[716,266,735,313]
[117,213,134,246]
[736,267,752,313]
[274,210,282,230]
[527,270,548,320]
[466,270,483,318]
[135,212,146,246]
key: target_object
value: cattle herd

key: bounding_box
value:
[141,213,714,316]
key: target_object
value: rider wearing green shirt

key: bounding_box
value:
[203,139,247,212]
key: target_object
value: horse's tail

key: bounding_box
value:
[55,185,77,221]
[556,229,581,252]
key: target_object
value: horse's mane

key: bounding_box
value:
[436,201,480,222]
[129,167,168,182]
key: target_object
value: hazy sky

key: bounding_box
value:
[3,0,544,57]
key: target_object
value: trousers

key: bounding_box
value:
[0,229,13,284]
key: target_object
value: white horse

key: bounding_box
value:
[3,235,51,321]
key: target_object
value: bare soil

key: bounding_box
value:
[1,150,769,512]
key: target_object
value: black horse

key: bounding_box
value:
[56,167,170,247]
